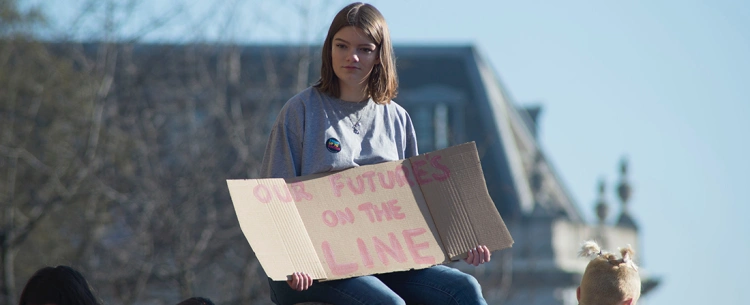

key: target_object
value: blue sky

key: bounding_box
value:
[35,0,750,304]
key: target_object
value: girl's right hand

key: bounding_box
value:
[287,272,313,291]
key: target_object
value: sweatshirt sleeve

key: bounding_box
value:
[403,109,419,158]
[259,100,305,179]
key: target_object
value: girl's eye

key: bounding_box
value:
[361,48,374,53]
[335,44,347,49]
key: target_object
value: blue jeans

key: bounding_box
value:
[268,265,487,305]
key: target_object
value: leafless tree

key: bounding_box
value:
[3,0,348,303]
[0,1,127,304]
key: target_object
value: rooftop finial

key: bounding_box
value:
[618,158,631,203]
[616,157,637,228]
[595,178,608,225]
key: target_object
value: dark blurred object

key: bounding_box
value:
[18,265,101,305]
[176,297,216,305]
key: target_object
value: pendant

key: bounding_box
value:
[353,122,361,134]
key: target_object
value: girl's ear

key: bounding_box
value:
[576,286,581,301]
[622,298,634,305]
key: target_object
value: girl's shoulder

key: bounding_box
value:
[284,87,319,107]
[386,99,408,112]
[383,99,412,119]
[278,87,326,115]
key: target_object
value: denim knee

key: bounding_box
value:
[453,272,482,293]
[456,278,484,303]
[438,267,485,304]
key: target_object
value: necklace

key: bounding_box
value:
[349,107,365,134]
[343,99,370,135]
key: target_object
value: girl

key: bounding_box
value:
[577,241,641,305]
[260,3,490,304]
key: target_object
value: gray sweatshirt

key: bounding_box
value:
[260,87,418,179]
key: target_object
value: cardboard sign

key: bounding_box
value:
[227,142,514,281]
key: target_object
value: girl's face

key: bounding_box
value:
[331,26,380,92]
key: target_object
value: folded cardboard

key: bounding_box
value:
[227,142,514,281]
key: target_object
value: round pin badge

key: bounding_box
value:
[326,138,342,153]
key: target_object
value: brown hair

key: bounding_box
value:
[314,2,398,104]
[578,241,641,305]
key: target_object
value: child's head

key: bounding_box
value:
[577,241,641,305]
[316,2,397,104]
[18,265,101,305]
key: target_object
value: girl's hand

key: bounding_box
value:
[287,272,313,291]
[464,245,491,266]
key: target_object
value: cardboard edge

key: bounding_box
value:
[226,179,328,281]
[411,142,514,260]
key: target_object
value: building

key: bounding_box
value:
[393,45,660,304]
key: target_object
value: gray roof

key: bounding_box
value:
[394,45,583,222]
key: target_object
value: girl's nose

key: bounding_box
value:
[351,53,359,62]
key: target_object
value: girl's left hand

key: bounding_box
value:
[464,245,491,266]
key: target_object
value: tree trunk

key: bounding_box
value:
[2,154,18,305]
[2,241,16,305]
